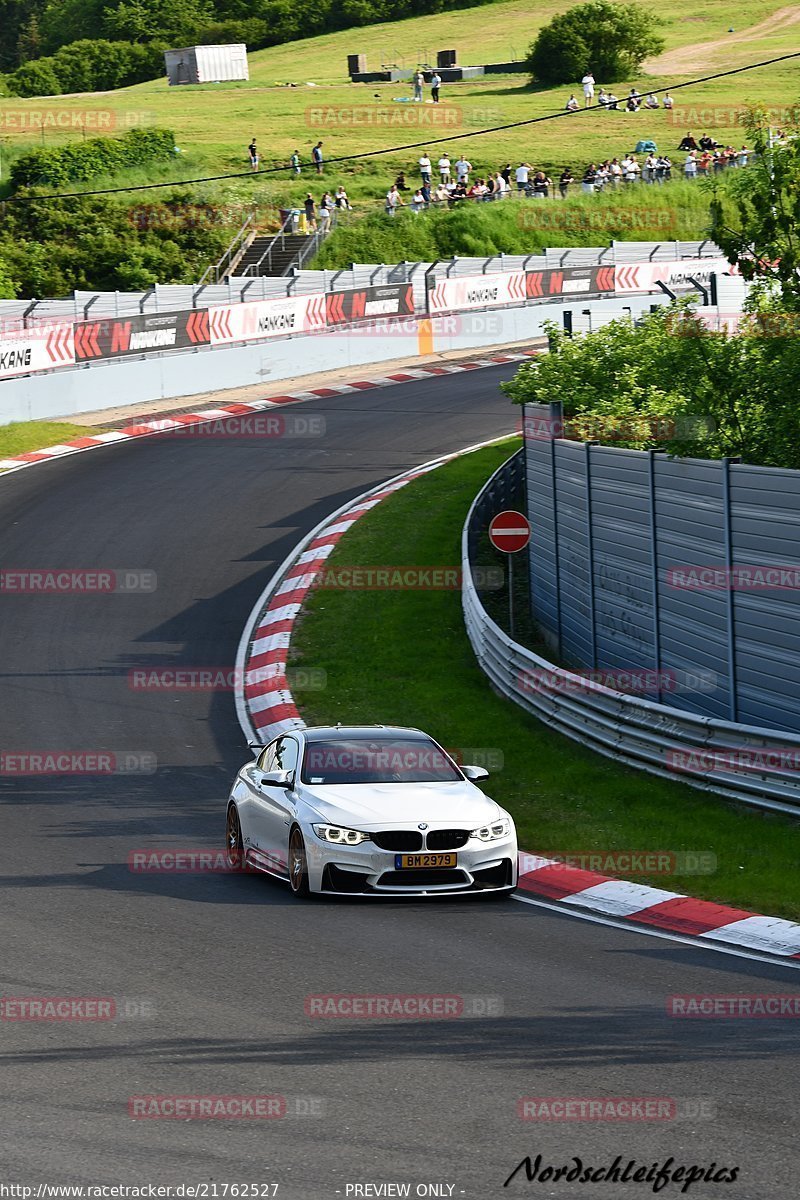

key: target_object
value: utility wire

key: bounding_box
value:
[3,50,799,204]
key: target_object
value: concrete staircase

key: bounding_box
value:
[233,233,311,278]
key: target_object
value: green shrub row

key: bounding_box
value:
[10,128,177,189]
[6,39,165,98]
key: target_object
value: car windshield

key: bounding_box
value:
[301,736,463,785]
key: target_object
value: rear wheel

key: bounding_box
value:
[289,826,310,897]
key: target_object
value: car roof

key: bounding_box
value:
[301,725,427,742]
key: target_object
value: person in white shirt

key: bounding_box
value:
[410,188,425,211]
[433,182,449,204]
[413,70,424,102]
[684,151,697,179]
[455,155,472,183]
[582,72,595,106]
[515,162,531,192]
[385,184,404,215]
[643,153,657,182]
[737,144,749,167]
[597,88,610,108]
[430,72,442,103]
[565,94,580,112]
[609,158,622,185]
[644,93,659,109]
[663,92,674,109]
[495,171,509,197]
[622,155,640,182]
[418,153,432,184]
[438,154,451,183]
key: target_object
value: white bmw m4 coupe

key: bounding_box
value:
[226,725,518,897]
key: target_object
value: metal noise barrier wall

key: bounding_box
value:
[462,451,800,816]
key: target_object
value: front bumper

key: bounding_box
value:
[305,830,518,895]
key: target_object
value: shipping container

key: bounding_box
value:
[164,44,249,86]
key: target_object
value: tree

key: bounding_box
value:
[527,1,664,85]
[710,106,800,313]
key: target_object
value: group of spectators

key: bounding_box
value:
[568,73,674,113]
[676,133,750,176]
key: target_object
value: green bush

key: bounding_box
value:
[6,38,165,97]
[10,127,176,188]
[527,1,665,85]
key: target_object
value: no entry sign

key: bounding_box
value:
[489,510,531,554]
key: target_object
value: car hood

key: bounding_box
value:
[300,780,502,829]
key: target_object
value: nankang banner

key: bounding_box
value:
[0,323,74,378]
[73,309,210,361]
[209,294,326,345]
[325,284,415,325]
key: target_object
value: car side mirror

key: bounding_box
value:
[462,764,489,782]
[260,769,292,789]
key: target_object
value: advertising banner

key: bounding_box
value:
[74,309,209,361]
[0,323,74,379]
[325,283,414,325]
[209,293,326,346]
[427,272,527,314]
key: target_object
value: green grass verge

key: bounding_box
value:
[0,420,109,466]
[291,438,800,920]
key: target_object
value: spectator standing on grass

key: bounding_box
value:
[438,152,451,183]
[312,141,324,173]
[515,161,531,192]
[623,154,640,183]
[304,192,317,230]
[494,171,510,197]
[532,170,552,198]
[684,150,697,180]
[609,157,622,185]
[655,154,670,183]
[697,149,712,176]
[433,181,449,205]
[410,187,425,212]
[414,69,424,102]
[385,183,404,216]
[418,151,432,185]
[420,180,431,207]
[455,155,472,185]
[248,139,259,170]
[501,163,512,186]
[318,194,332,231]
[431,72,442,103]
[643,152,657,183]
[559,166,574,197]
[566,94,580,112]
[290,149,301,175]
[595,161,609,190]
[737,143,749,167]
[582,71,595,106]
[582,163,597,193]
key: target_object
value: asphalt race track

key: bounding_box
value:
[1,365,798,1198]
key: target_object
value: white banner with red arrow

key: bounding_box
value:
[427,272,528,314]
[0,322,75,380]
[208,292,327,346]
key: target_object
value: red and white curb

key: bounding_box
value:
[0,350,537,476]
[235,443,800,962]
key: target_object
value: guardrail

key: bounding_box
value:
[462,450,800,816]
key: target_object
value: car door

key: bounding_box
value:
[246,735,300,874]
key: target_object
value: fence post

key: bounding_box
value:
[550,407,563,657]
[648,449,662,703]
[722,456,738,721]
[585,441,597,668]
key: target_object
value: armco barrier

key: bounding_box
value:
[463,451,800,816]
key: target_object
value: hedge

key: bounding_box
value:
[10,128,177,189]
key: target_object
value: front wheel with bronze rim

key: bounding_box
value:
[226,804,247,872]
[289,826,310,897]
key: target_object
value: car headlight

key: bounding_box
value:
[470,818,511,842]
[312,824,371,845]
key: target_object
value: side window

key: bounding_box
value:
[274,736,299,779]
[257,741,278,773]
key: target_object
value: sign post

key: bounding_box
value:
[488,510,531,639]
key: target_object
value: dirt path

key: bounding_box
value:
[648,4,800,74]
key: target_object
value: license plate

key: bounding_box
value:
[394,853,456,869]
